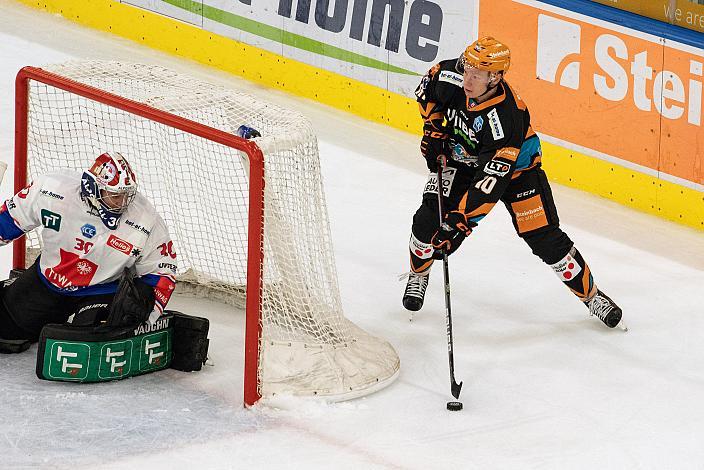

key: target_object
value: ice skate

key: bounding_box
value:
[585,289,626,330]
[402,271,429,312]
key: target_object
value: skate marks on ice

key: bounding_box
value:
[0,349,265,469]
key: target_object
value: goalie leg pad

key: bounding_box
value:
[168,310,210,372]
[36,316,173,382]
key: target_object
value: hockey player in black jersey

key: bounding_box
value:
[403,36,624,329]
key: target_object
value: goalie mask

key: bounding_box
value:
[81,152,138,229]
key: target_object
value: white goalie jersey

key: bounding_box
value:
[0,170,177,319]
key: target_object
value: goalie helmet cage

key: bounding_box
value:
[13,61,400,406]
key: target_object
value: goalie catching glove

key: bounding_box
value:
[431,211,477,257]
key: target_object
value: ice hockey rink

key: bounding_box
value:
[2,1,704,469]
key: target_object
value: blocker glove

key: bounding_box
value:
[431,210,477,258]
[420,128,449,172]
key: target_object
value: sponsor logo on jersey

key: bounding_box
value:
[44,249,98,289]
[158,262,178,274]
[124,219,151,236]
[5,199,16,210]
[107,235,134,255]
[438,70,463,86]
[487,108,504,140]
[39,189,65,200]
[446,108,479,149]
[40,209,62,232]
[473,116,484,132]
[423,167,456,197]
[484,160,511,177]
[80,224,97,239]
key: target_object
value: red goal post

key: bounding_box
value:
[13,62,400,406]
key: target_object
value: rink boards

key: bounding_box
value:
[12,0,704,230]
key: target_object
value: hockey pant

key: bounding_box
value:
[408,166,598,302]
[0,261,120,342]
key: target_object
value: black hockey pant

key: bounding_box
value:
[408,166,598,302]
[0,261,115,342]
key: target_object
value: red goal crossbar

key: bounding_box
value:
[14,67,266,406]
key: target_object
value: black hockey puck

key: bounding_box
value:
[446,401,463,411]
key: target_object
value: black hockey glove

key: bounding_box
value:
[420,128,449,172]
[431,210,477,258]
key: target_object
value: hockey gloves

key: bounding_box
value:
[420,128,449,172]
[106,267,155,328]
[431,211,476,258]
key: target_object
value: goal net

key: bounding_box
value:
[13,61,400,406]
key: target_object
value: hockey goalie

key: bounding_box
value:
[0,151,208,380]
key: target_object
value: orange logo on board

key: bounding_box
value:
[535,14,702,126]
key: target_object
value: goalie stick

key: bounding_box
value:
[436,155,463,400]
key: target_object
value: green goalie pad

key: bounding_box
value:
[35,311,209,383]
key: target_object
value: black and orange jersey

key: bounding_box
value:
[415,59,543,227]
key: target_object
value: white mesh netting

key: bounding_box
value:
[21,61,399,401]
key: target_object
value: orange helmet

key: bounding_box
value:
[458,36,510,74]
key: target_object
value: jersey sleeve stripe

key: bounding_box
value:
[0,202,26,243]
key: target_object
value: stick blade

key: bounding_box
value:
[451,380,463,399]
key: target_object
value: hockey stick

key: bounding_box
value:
[436,156,463,400]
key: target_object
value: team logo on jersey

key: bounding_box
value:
[451,144,479,167]
[40,209,62,232]
[473,116,484,132]
[76,260,94,275]
[487,109,504,140]
[107,235,134,255]
[81,224,97,239]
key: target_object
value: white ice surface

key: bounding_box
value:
[1,1,704,469]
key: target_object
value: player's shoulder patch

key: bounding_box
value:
[438,70,463,87]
